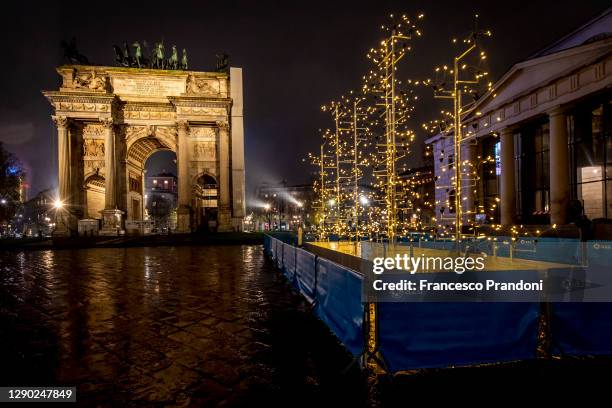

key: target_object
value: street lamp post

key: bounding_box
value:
[264,203,271,231]
[52,199,64,235]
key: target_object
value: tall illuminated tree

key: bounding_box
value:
[424,14,492,241]
[307,136,334,239]
[362,13,424,242]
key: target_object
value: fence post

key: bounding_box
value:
[364,301,387,406]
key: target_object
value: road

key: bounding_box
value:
[0,245,365,407]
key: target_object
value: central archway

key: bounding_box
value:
[144,151,178,231]
[124,132,177,225]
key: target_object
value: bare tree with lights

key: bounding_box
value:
[362,13,425,243]
[423,14,493,242]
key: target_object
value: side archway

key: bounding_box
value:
[193,173,218,231]
[84,173,105,219]
[123,133,176,222]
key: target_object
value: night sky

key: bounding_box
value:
[1,0,609,201]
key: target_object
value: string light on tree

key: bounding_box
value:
[423,14,492,243]
[362,12,425,243]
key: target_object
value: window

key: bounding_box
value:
[569,98,612,219]
[129,177,141,193]
[481,136,500,223]
[517,120,550,223]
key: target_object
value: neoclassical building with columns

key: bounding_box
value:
[43,64,246,235]
[427,8,612,230]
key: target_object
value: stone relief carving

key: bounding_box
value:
[125,125,177,150]
[83,139,105,157]
[55,101,109,112]
[185,74,220,95]
[177,120,189,132]
[66,69,108,92]
[123,110,174,120]
[100,118,114,129]
[190,163,216,175]
[52,115,69,128]
[189,126,216,139]
[192,141,216,160]
[82,124,105,138]
[84,160,105,173]
[177,106,225,116]
[125,125,149,142]
[155,126,178,148]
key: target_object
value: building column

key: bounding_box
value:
[217,121,231,232]
[500,127,516,226]
[71,127,84,219]
[176,120,192,232]
[461,141,477,226]
[100,118,124,235]
[52,115,73,236]
[102,118,116,208]
[549,107,570,225]
[230,67,246,231]
[141,169,146,222]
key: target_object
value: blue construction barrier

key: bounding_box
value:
[295,247,317,303]
[315,258,364,356]
[551,303,612,356]
[263,235,272,255]
[268,232,297,245]
[588,240,612,267]
[265,237,364,356]
[270,237,278,261]
[282,243,297,283]
[417,240,457,251]
[275,239,283,270]
[263,235,612,372]
[376,302,540,371]
[506,237,581,265]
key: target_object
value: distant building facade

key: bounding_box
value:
[20,188,56,237]
[253,182,315,231]
[427,8,612,230]
[145,172,178,230]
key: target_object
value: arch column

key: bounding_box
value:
[99,118,124,235]
[141,168,146,222]
[52,115,74,236]
[217,121,231,231]
[176,120,192,232]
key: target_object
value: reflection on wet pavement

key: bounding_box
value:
[0,246,365,407]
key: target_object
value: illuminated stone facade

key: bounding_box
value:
[44,65,246,235]
[427,10,612,227]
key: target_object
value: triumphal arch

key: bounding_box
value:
[43,64,245,235]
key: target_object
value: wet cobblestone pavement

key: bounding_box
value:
[0,246,366,407]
